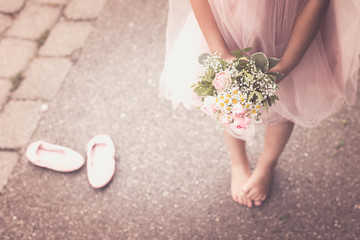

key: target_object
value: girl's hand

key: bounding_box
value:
[267,0,330,84]
[267,60,291,84]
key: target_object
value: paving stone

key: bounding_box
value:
[0,151,19,192]
[30,0,69,5]
[0,14,12,34]
[64,0,107,20]
[39,21,93,57]
[0,79,11,110]
[6,4,61,40]
[13,58,73,101]
[0,0,25,14]
[0,39,37,78]
[0,101,43,149]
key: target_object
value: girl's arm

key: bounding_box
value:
[191,0,330,81]
[269,0,330,79]
[190,0,236,60]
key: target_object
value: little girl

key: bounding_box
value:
[160,0,360,207]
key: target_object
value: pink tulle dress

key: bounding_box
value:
[160,0,360,139]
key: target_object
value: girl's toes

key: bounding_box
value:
[246,198,253,208]
[239,196,247,206]
[254,200,262,206]
[245,189,257,200]
[234,194,241,204]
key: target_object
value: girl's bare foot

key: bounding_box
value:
[223,131,256,208]
[242,158,276,206]
[231,157,253,207]
[242,120,294,206]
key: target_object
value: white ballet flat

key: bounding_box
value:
[86,135,115,188]
[26,141,85,172]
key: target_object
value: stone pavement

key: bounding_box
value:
[0,0,359,239]
[0,0,107,191]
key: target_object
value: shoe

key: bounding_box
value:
[86,135,115,188]
[26,141,85,172]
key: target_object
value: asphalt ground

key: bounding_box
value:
[0,0,359,239]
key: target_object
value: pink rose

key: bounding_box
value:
[232,104,246,119]
[212,71,231,90]
[233,117,251,129]
[200,96,217,115]
[220,114,232,126]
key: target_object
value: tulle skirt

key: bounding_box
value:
[160,0,360,139]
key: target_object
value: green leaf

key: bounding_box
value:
[238,57,249,62]
[250,52,269,72]
[332,149,338,156]
[263,101,268,112]
[268,57,281,69]
[279,213,291,223]
[206,88,215,96]
[335,140,346,150]
[245,73,254,83]
[243,47,253,53]
[268,74,276,82]
[201,77,213,83]
[267,72,284,82]
[231,48,253,58]
[248,91,264,102]
[231,49,246,58]
[341,119,348,127]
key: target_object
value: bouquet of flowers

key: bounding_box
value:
[192,48,283,130]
